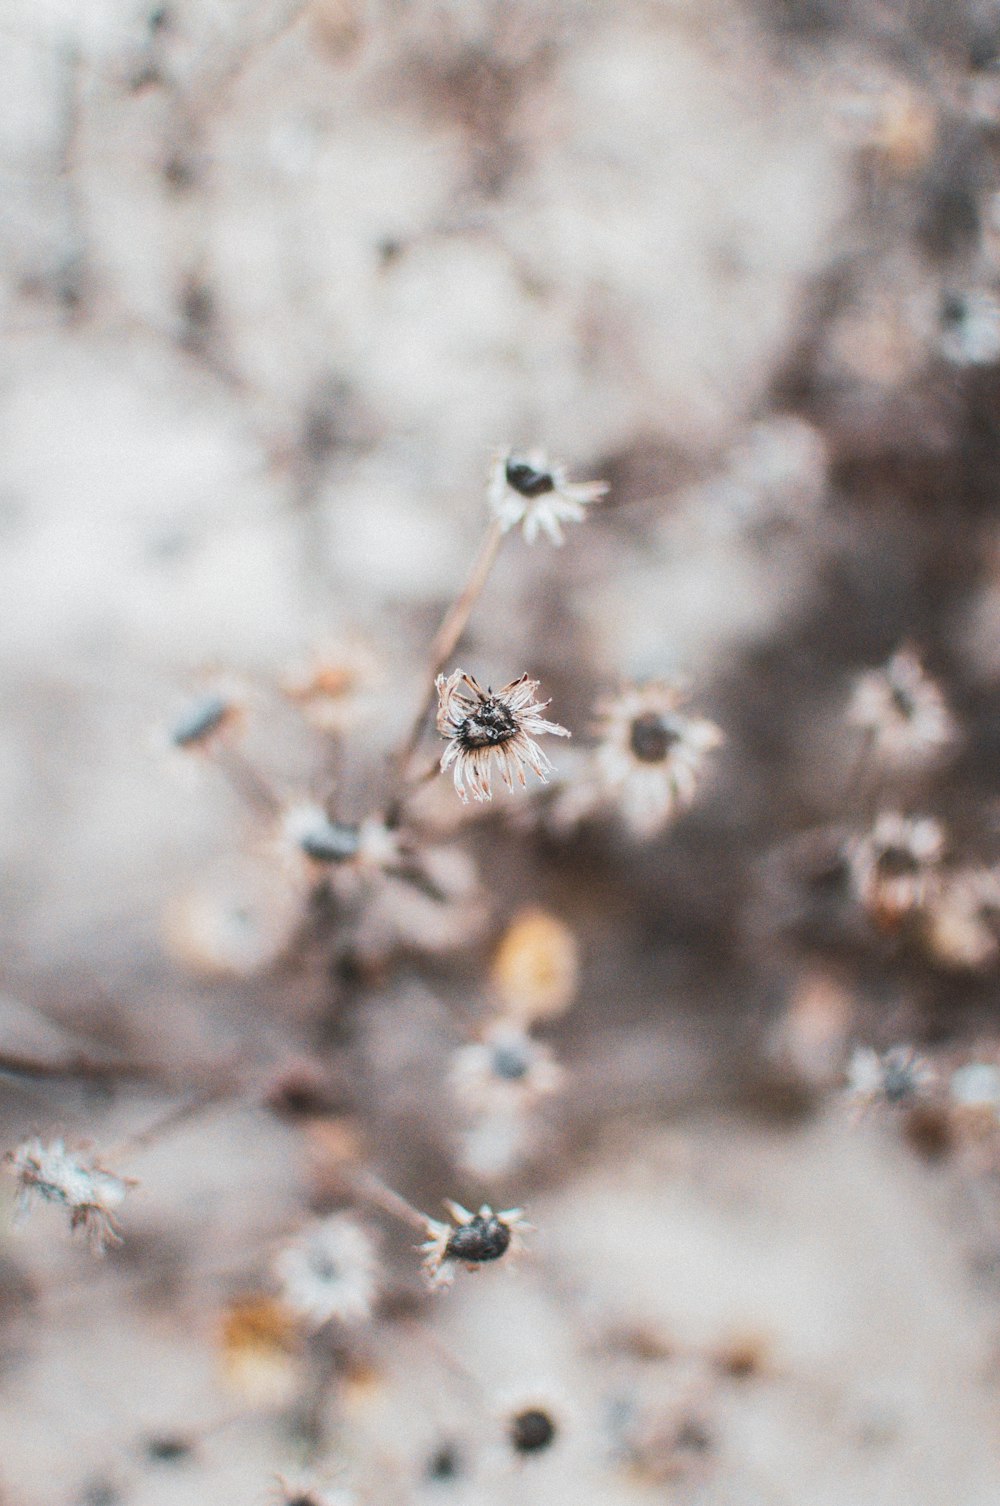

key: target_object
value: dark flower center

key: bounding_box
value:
[889,682,918,719]
[876,844,921,879]
[491,1041,531,1080]
[505,459,556,498]
[310,1253,341,1283]
[298,818,362,863]
[458,699,518,749]
[445,1212,511,1263]
[171,694,229,747]
[883,1055,920,1103]
[629,712,681,763]
[509,1408,557,1453]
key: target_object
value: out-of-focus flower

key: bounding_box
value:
[280,639,381,733]
[6,1137,131,1252]
[491,908,579,1024]
[280,803,363,868]
[846,811,945,926]
[450,1022,564,1112]
[950,1061,1000,1114]
[169,691,241,750]
[845,1044,936,1108]
[163,861,301,978]
[420,1202,528,1289]
[563,683,723,839]
[436,670,570,803]
[275,1214,378,1329]
[273,1474,357,1506]
[939,289,1000,367]
[923,866,1000,970]
[847,647,957,770]
[488,450,608,545]
[218,1296,300,1406]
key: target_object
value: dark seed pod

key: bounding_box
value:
[509,1407,557,1454]
[445,1211,512,1263]
[629,712,681,764]
[505,459,556,498]
[298,817,362,863]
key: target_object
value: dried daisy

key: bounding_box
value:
[846,647,957,771]
[275,1213,378,1328]
[845,1044,936,1109]
[6,1136,131,1252]
[845,811,945,926]
[488,449,608,545]
[436,670,569,803]
[585,683,723,838]
[450,1022,564,1112]
[280,803,362,868]
[420,1202,528,1289]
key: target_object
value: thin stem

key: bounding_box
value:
[106,1078,244,1164]
[343,1167,432,1234]
[393,518,505,786]
[0,1047,172,1087]
[212,746,283,816]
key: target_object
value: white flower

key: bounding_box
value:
[845,811,945,925]
[847,647,957,770]
[923,865,1000,970]
[580,683,723,839]
[950,1061,1000,1112]
[939,288,1000,366]
[488,450,608,545]
[845,1045,936,1108]
[436,669,570,803]
[276,1214,378,1328]
[450,1022,564,1112]
[6,1137,130,1252]
[420,1202,528,1289]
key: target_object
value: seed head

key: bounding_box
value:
[845,1044,936,1109]
[845,811,945,927]
[847,647,957,770]
[420,1201,528,1289]
[436,670,569,803]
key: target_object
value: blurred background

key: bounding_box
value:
[3,0,1000,1502]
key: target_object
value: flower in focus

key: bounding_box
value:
[420,1202,528,1289]
[436,670,570,803]
[587,683,723,839]
[845,811,945,926]
[847,647,957,770]
[275,1214,378,1328]
[450,1022,564,1112]
[6,1137,131,1252]
[845,1044,936,1109]
[488,450,608,545]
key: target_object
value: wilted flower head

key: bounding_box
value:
[275,1214,378,1328]
[846,811,945,926]
[280,803,363,868]
[436,670,570,803]
[6,1137,131,1251]
[845,1044,936,1108]
[847,647,957,770]
[589,683,723,838]
[450,1022,564,1112]
[420,1201,528,1289]
[488,450,608,545]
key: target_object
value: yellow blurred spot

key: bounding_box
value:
[218,1295,300,1407]
[492,908,578,1023]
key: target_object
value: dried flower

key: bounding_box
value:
[450,1022,564,1112]
[275,1214,378,1328]
[436,670,570,803]
[488,450,608,545]
[846,647,956,770]
[420,1201,528,1289]
[281,803,363,866]
[6,1136,131,1251]
[845,1045,936,1108]
[939,289,1000,366]
[581,683,723,838]
[845,811,945,926]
